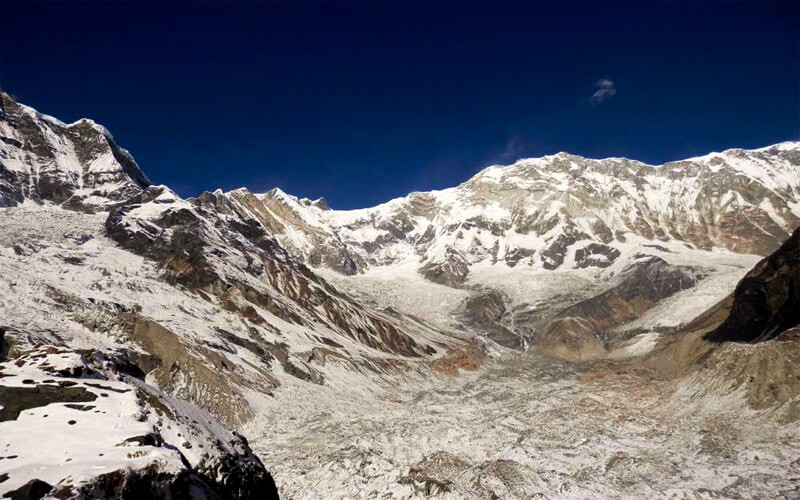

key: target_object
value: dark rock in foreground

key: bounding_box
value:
[0,347,279,500]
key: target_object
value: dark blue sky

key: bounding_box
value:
[2,1,798,209]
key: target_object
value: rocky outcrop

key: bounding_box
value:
[540,227,590,270]
[419,247,470,287]
[705,227,800,343]
[0,347,278,499]
[574,243,621,269]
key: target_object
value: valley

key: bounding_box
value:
[1,90,799,498]
[250,350,800,498]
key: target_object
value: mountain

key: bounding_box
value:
[0,92,151,212]
[2,91,800,498]
[0,91,469,496]
[251,142,799,353]
[259,142,800,274]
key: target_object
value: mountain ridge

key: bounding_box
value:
[250,140,799,279]
[0,91,151,212]
[2,91,800,498]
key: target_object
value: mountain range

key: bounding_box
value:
[1,90,799,498]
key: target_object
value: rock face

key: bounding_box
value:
[705,227,800,343]
[0,347,278,499]
[460,290,524,349]
[0,91,151,212]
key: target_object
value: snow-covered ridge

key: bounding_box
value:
[234,140,798,352]
[0,91,151,212]
[251,140,799,282]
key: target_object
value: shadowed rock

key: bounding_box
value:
[0,384,97,422]
[705,227,800,343]
[2,479,53,500]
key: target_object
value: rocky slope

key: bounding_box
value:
[705,226,800,343]
[535,255,705,360]
[641,227,800,421]
[0,346,277,499]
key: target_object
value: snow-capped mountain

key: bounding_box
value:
[0,91,464,496]
[2,91,800,498]
[258,143,800,278]
[0,92,151,212]
[243,140,800,351]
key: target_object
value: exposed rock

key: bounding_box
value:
[0,347,278,499]
[537,256,703,360]
[0,91,150,212]
[540,227,590,270]
[419,247,470,286]
[574,243,621,269]
[131,318,259,427]
[705,227,800,343]
[0,326,8,361]
[461,290,526,348]
[1,479,52,500]
[49,466,219,499]
[503,246,535,267]
[0,383,97,422]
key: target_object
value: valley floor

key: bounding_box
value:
[250,352,800,499]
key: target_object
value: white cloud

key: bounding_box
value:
[590,78,616,104]
[494,134,524,163]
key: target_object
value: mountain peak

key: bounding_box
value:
[0,93,151,212]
